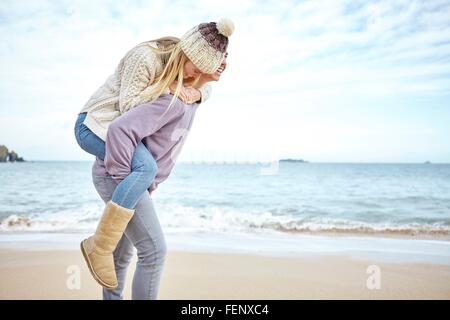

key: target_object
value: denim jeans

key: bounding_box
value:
[74,112,157,209]
[92,174,167,300]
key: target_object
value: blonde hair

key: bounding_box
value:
[134,36,201,117]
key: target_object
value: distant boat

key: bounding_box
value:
[279,158,309,163]
[424,161,432,164]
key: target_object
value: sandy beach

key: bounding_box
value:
[1,247,449,300]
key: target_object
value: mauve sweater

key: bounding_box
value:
[92,94,198,193]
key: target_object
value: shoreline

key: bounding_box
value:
[1,231,449,266]
[2,228,450,241]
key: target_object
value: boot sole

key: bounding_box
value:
[80,240,117,289]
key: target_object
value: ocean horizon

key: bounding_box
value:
[5,160,450,164]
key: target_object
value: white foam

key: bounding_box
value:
[1,202,449,238]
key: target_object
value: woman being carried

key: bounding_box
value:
[74,19,234,292]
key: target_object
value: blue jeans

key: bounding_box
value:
[74,112,157,209]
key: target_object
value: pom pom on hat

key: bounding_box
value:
[217,18,235,37]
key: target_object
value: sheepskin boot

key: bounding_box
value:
[80,200,134,289]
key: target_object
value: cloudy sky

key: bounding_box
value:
[0,0,449,163]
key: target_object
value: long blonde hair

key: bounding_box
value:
[133,36,201,117]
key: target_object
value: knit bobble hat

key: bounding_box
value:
[180,18,235,74]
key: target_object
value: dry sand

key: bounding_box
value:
[0,248,449,299]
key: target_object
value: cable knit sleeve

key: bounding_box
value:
[118,45,159,114]
[198,83,212,104]
[105,95,185,181]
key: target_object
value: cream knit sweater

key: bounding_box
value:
[79,41,212,141]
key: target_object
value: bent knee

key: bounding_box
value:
[133,156,158,181]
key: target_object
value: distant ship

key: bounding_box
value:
[424,161,432,164]
[279,158,309,163]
